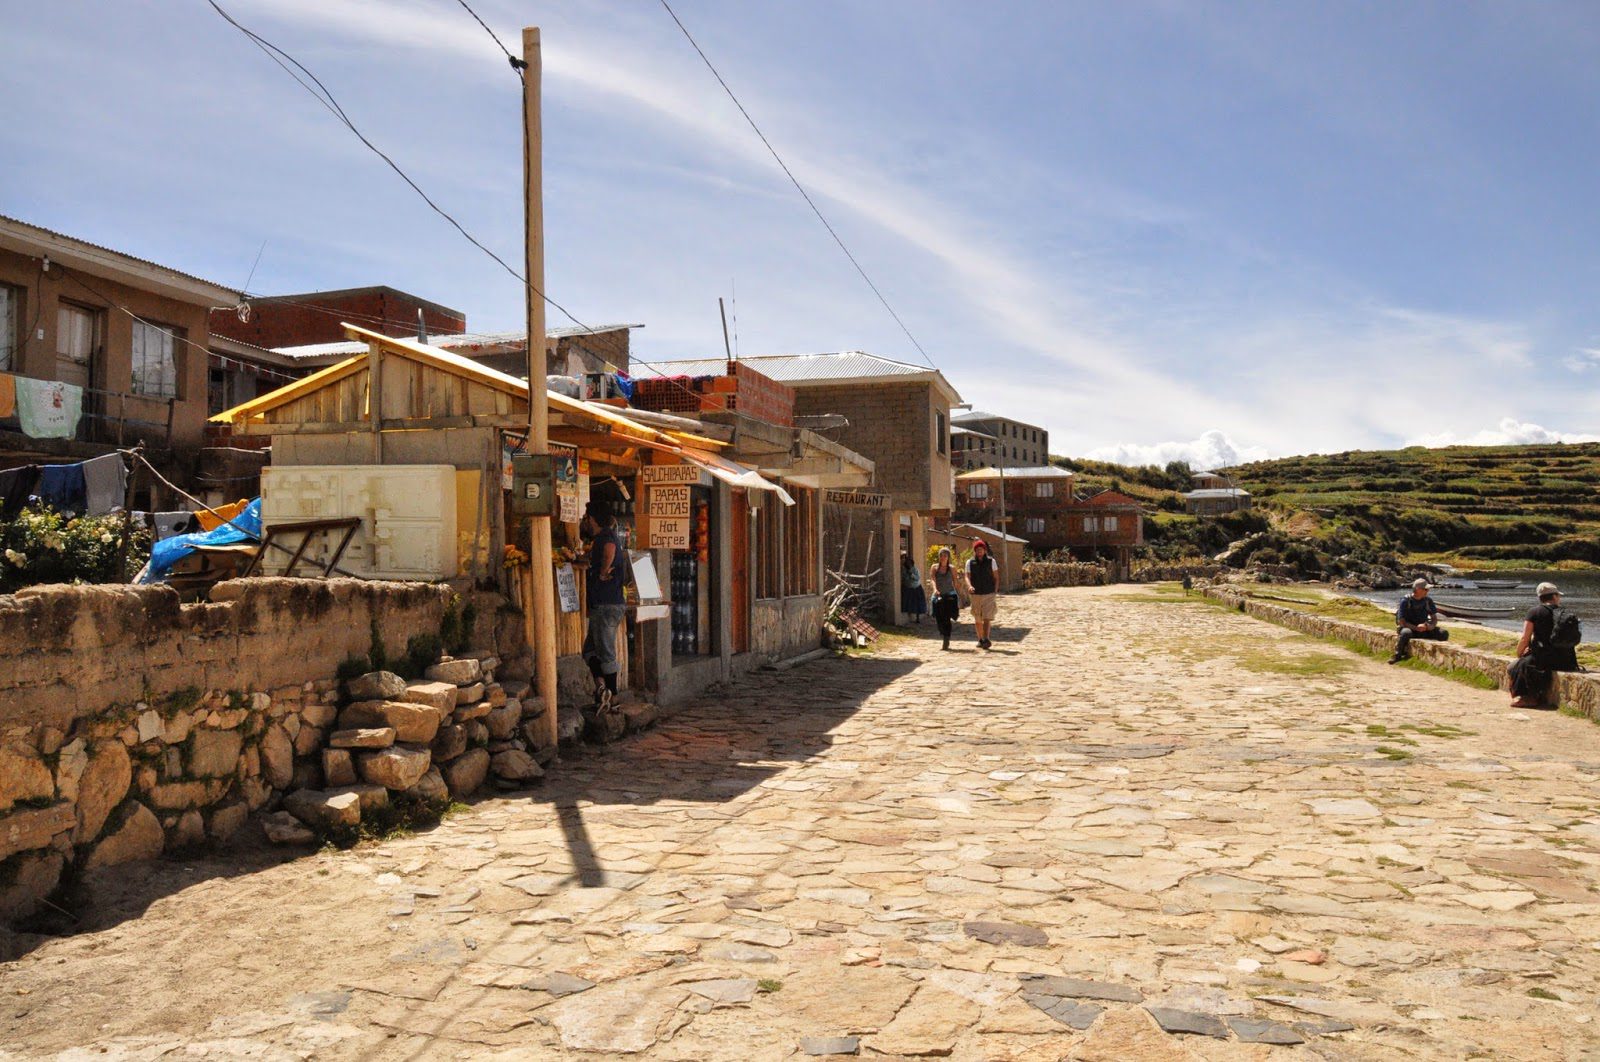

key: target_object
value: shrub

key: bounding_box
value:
[0,508,151,593]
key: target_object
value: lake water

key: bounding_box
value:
[1351,569,1600,636]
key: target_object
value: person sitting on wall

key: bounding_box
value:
[1388,577,1448,664]
[1510,581,1582,708]
[574,500,629,716]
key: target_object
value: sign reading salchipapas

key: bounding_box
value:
[642,463,708,486]
[825,488,892,509]
[648,484,691,519]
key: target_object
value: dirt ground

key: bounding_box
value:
[3,584,1600,1060]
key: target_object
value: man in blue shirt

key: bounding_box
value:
[1389,577,1448,663]
[576,500,629,714]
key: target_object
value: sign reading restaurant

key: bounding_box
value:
[824,488,892,509]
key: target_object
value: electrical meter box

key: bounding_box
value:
[511,453,555,516]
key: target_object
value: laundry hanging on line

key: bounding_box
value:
[0,373,16,419]
[0,465,40,520]
[81,453,127,516]
[37,463,87,514]
[13,377,82,440]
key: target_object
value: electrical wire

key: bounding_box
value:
[655,0,939,372]
[454,0,526,77]
[204,0,745,415]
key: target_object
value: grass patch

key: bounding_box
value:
[757,979,783,993]
[1526,987,1560,1001]
[1558,705,1600,725]
[1232,649,1355,678]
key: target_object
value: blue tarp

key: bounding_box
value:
[140,498,262,583]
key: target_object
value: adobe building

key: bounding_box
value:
[208,285,465,350]
[0,213,239,461]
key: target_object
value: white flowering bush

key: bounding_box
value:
[0,508,151,593]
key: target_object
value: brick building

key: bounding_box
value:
[950,409,1049,470]
[209,285,465,349]
[640,352,961,622]
[955,467,1144,576]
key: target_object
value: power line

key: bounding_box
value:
[655,0,939,373]
[203,0,588,331]
[453,0,526,77]
[204,0,742,414]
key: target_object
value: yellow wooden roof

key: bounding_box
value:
[211,323,723,449]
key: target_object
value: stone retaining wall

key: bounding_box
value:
[1023,562,1108,590]
[0,578,589,925]
[1202,586,1600,720]
[0,579,454,732]
[1132,564,1224,583]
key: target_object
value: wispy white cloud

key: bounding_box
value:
[1085,430,1268,471]
[1563,347,1600,373]
[1407,418,1600,448]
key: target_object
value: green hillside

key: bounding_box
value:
[1230,443,1600,568]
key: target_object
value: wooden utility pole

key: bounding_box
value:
[523,27,560,751]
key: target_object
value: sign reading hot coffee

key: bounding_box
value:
[648,484,691,519]
[646,518,691,549]
[642,464,708,487]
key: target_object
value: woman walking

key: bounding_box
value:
[1510,581,1582,708]
[928,547,962,650]
[900,552,927,624]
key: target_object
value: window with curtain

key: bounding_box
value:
[1026,517,1045,533]
[0,286,17,372]
[1035,482,1053,497]
[968,482,989,499]
[131,319,180,398]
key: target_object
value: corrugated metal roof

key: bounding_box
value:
[956,465,1073,480]
[950,522,1029,543]
[0,213,238,300]
[638,351,933,384]
[274,323,643,363]
[1184,488,1251,499]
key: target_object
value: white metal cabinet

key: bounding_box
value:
[261,464,458,579]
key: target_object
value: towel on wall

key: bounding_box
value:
[0,374,16,419]
[81,453,128,516]
[38,463,87,514]
[15,378,82,439]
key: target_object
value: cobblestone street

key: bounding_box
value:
[5,585,1600,1060]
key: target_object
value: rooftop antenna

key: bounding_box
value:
[417,307,428,344]
[731,278,740,358]
[719,297,734,361]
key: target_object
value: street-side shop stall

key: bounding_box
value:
[212,325,824,707]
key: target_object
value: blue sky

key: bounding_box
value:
[5,1,1600,467]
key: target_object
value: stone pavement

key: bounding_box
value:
[4,585,1600,1060]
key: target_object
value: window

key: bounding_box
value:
[57,302,98,383]
[0,286,18,371]
[968,482,989,499]
[1026,518,1045,534]
[131,319,180,398]
[1036,482,1054,498]
[782,488,818,596]
[754,493,781,600]
[936,411,946,455]
[1011,446,1018,461]
[1104,516,1119,532]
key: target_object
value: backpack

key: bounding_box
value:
[1550,607,1583,649]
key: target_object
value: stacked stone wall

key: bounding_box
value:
[1202,586,1600,721]
[1022,562,1108,590]
[0,579,537,923]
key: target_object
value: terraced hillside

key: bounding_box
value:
[1231,443,1600,567]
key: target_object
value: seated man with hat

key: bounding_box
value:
[1389,577,1448,664]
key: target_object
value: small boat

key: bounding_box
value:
[1436,601,1517,619]
[1470,580,1521,590]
